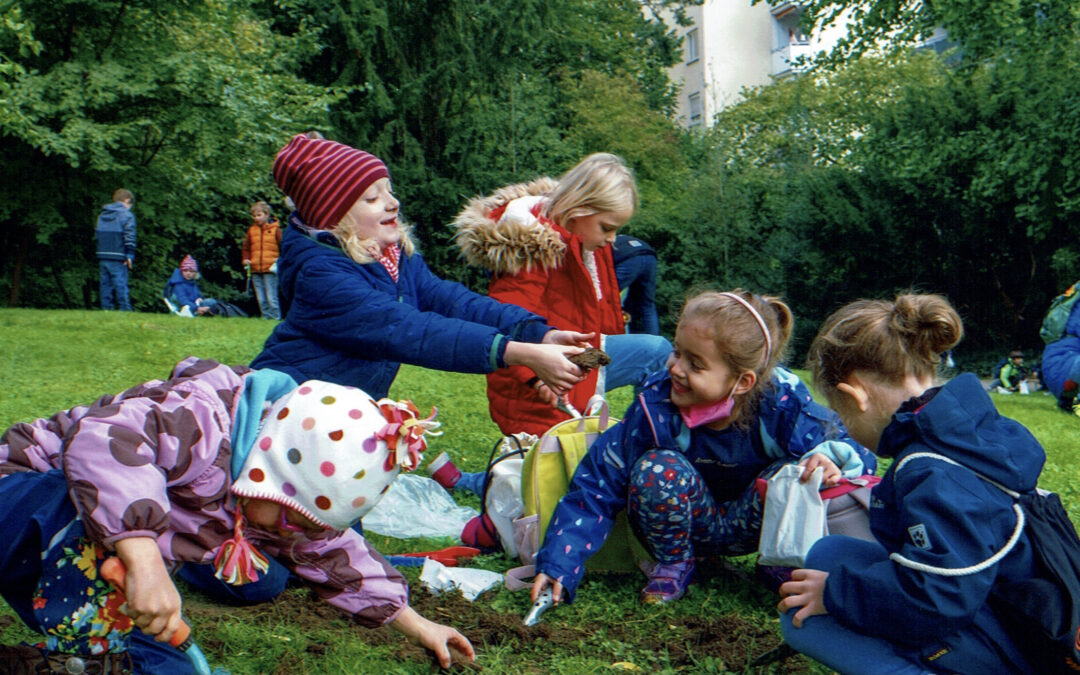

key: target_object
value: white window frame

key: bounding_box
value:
[686,28,699,63]
[688,91,703,126]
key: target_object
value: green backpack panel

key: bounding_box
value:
[519,408,649,572]
[1041,282,1080,345]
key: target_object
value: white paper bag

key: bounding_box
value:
[758,464,825,567]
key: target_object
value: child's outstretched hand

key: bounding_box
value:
[777,569,829,628]
[504,342,585,395]
[113,536,184,643]
[391,606,476,669]
[798,453,842,486]
[542,329,595,348]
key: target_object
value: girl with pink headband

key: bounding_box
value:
[531,290,876,605]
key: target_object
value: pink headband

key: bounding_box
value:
[719,292,772,367]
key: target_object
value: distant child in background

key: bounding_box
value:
[163,255,219,316]
[530,290,873,606]
[779,293,1044,675]
[242,201,283,320]
[0,358,474,674]
[251,134,590,403]
[453,154,672,438]
[612,233,661,335]
[95,188,137,312]
[993,350,1030,394]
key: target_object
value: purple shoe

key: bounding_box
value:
[756,564,794,594]
[641,558,695,604]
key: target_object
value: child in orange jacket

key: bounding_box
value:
[242,200,283,319]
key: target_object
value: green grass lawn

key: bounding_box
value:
[1,309,1077,674]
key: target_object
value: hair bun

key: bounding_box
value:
[892,293,963,361]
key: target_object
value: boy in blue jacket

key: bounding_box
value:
[779,293,1043,675]
[95,188,136,311]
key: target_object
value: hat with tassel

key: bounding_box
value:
[218,381,439,584]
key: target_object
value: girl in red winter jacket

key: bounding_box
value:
[453,154,672,436]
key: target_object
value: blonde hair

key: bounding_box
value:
[679,289,794,427]
[251,201,272,217]
[330,219,417,265]
[546,153,637,227]
[807,293,963,407]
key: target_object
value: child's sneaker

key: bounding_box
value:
[640,558,695,604]
[755,564,795,593]
[426,451,462,489]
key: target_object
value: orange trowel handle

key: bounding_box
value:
[100,556,191,648]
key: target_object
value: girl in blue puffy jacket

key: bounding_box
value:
[530,290,873,606]
[779,293,1044,675]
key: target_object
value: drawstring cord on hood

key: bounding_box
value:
[214,503,272,585]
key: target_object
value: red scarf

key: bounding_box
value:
[379,244,401,282]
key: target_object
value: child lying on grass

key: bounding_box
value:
[0,357,473,674]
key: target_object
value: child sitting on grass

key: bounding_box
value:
[530,290,873,606]
[779,293,1045,675]
[0,357,474,675]
[163,255,219,316]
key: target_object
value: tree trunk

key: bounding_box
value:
[8,229,30,307]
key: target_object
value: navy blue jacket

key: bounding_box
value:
[1041,302,1080,397]
[251,218,552,398]
[163,269,202,314]
[812,373,1042,674]
[535,367,873,599]
[95,202,136,262]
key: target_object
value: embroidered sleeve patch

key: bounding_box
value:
[908,523,931,549]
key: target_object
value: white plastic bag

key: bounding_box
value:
[758,464,825,567]
[418,558,503,601]
[362,474,478,538]
[486,456,524,557]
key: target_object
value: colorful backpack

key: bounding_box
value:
[1040,281,1080,344]
[514,401,647,572]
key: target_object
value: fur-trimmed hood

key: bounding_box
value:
[452,177,567,276]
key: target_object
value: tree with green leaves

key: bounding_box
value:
[0,0,336,309]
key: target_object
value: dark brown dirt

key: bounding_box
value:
[567,347,611,370]
[182,583,811,673]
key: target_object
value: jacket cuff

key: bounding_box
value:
[512,319,552,344]
[490,334,509,370]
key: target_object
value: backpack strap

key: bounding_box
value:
[889,451,1025,577]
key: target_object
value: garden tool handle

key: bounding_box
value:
[100,557,191,648]
[100,557,213,675]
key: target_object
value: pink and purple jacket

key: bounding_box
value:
[0,357,408,628]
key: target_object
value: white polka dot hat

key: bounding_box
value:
[231,380,440,531]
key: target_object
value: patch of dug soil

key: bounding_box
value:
[407,589,811,673]
[184,585,809,673]
[567,347,610,370]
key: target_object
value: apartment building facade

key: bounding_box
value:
[666,1,846,127]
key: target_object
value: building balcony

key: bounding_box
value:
[770,2,804,20]
[771,42,813,76]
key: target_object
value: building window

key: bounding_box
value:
[686,28,699,63]
[688,92,703,126]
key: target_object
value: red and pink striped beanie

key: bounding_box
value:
[273,135,390,230]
